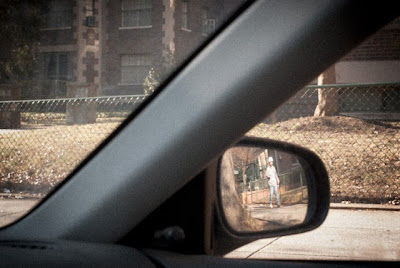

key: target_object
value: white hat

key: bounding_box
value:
[268,156,274,162]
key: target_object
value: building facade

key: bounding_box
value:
[32,0,238,98]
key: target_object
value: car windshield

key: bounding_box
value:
[226,16,400,261]
[1,0,399,263]
[0,0,247,227]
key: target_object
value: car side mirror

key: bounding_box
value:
[217,137,330,238]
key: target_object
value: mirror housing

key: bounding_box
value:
[217,137,330,239]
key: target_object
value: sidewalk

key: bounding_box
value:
[226,209,400,261]
[330,202,400,211]
[1,193,400,211]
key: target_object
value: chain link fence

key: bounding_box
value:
[0,95,146,195]
[249,82,400,204]
[1,83,400,204]
[237,167,305,193]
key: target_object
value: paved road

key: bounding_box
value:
[0,199,40,227]
[1,199,399,262]
[226,209,400,261]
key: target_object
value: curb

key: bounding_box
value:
[330,203,400,211]
[0,193,43,200]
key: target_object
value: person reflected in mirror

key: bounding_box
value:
[266,157,281,208]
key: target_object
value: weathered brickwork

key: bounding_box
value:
[343,18,400,61]
[79,0,101,86]
[32,0,240,96]
[34,1,400,97]
[83,51,99,83]
[101,0,165,95]
[39,0,77,47]
[174,0,225,64]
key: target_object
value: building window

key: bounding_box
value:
[45,53,70,81]
[46,0,73,28]
[202,8,215,36]
[292,157,300,167]
[121,0,152,27]
[43,53,71,97]
[182,1,189,29]
[121,54,152,85]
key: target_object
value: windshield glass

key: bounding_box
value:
[226,16,400,261]
[1,1,399,263]
[0,0,247,227]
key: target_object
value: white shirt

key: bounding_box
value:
[266,165,279,186]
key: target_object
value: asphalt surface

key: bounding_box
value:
[226,207,400,261]
[0,198,399,261]
[0,199,40,227]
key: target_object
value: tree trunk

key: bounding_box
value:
[220,149,275,232]
[314,65,339,117]
[220,150,252,231]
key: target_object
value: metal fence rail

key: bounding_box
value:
[267,82,400,123]
[1,83,400,204]
[0,95,147,113]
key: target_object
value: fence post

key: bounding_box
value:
[66,83,98,124]
[0,85,21,129]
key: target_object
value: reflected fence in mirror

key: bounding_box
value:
[219,145,308,233]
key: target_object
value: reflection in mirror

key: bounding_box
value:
[220,146,308,233]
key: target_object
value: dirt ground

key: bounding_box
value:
[0,115,399,203]
[247,116,400,203]
[0,122,120,195]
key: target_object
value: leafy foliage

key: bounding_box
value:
[0,0,47,83]
[143,49,176,94]
[143,68,159,95]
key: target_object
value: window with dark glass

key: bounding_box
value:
[46,0,73,28]
[121,54,152,85]
[182,1,189,29]
[121,0,152,27]
[202,8,215,36]
[45,53,69,81]
[44,52,70,97]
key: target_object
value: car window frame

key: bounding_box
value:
[0,0,398,246]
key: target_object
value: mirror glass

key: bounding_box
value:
[219,145,308,233]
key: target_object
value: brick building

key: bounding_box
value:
[18,1,400,105]
[32,0,240,98]
[337,17,400,83]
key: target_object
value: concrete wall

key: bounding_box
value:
[66,83,98,124]
[241,188,287,205]
[335,61,400,83]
